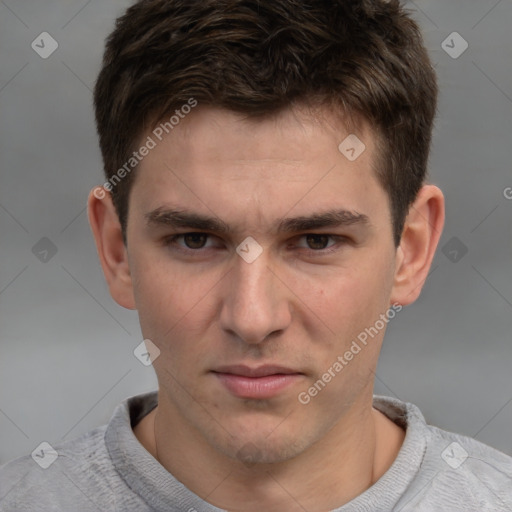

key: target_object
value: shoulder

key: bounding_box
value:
[397,400,512,511]
[0,425,122,511]
[426,426,511,507]
[0,393,158,512]
[0,427,111,511]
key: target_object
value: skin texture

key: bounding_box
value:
[88,105,444,511]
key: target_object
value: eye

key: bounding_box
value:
[164,232,216,252]
[299,234,335,250]
[163,232,348,258]
[180,233,209,249]
[294,234,347,255]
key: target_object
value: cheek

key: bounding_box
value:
[316,263,388,316]
[299,256,393,351]
[130,256,183,336]
[130,256,221,348]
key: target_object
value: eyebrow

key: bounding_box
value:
[145,207,370,234]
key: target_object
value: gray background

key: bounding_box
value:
[0,0,511,465]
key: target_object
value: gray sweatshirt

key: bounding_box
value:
[1,392,511,511]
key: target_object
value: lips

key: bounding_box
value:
[213,364,300,378]
[212,365,303,399]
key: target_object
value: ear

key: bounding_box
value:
[390,185,445,306]
[87,187,136,310]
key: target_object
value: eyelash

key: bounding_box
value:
[162,233,348,257]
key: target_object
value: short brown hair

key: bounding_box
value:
[94,0,437,246]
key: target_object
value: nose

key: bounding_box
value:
[219,248,291,345]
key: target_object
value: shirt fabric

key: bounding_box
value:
[1,391,511,511]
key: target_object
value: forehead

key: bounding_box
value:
[129,105,390,232]
[151,104,373,169]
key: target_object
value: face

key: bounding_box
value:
[124,105,400,464]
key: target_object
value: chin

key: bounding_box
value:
[214,430,313,466]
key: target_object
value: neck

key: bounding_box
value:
[134,393,405,511]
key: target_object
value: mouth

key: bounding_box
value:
[211,365,304,399]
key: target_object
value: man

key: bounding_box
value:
[1,0,511,510]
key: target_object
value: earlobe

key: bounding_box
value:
[390,185,445,306]
[87,187,137,310]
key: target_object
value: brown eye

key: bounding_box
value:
[305,234,330,250]
[182,233,209,249]
[163,232,213,255]
[294,234,346,256]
